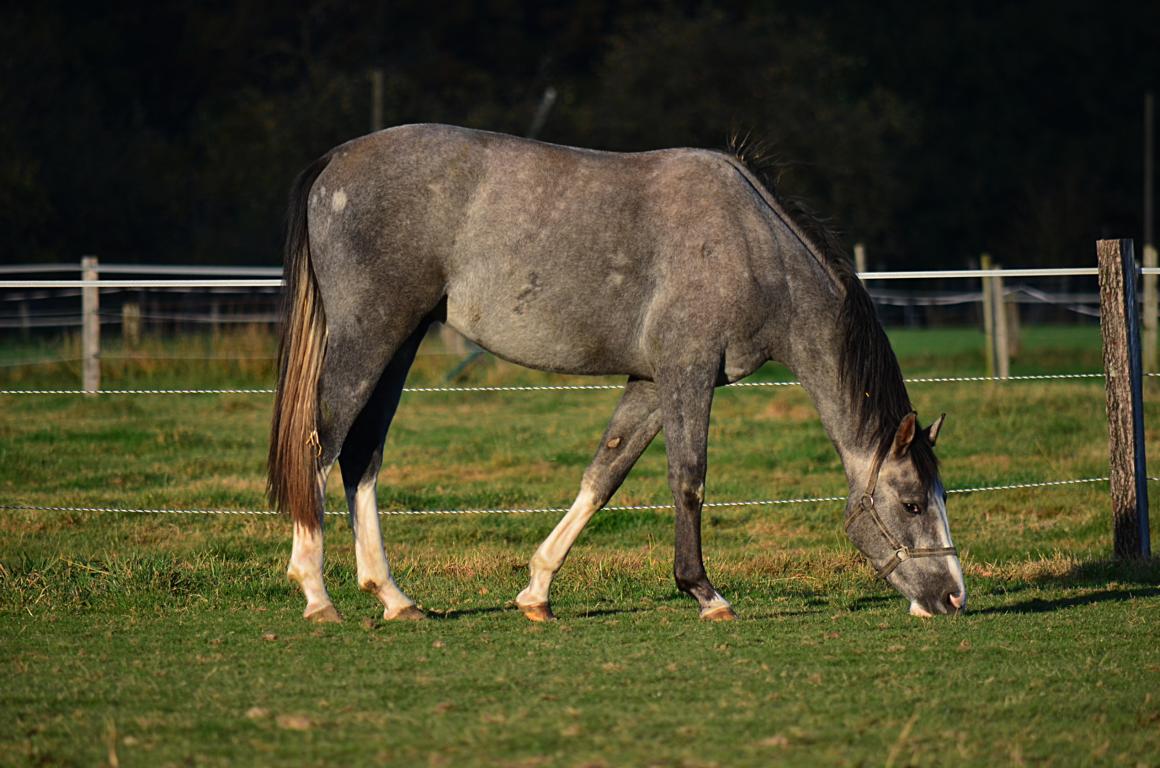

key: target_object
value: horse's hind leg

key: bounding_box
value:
[287,298,435,622]
[339,322,429,621]
[516,379,663,621]
[288,467,341,623]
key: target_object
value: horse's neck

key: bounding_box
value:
[781,304,879,495]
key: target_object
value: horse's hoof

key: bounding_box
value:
[519,602,556,622]
[304,604,342,623]
[385,604,426,621]
[700,605,737,622]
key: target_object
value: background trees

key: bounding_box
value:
[2,1,1156,269]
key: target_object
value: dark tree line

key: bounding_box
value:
[2,1,1156,269]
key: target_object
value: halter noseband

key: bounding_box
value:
[843,448,957,579]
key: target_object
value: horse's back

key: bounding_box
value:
[309,124,775,376]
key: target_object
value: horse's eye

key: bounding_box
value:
[903,503,923,516]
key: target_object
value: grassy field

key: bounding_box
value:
[2,325,1159,766]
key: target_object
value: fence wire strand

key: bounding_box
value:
[0,476,1118,519]
[0,371,1111,396]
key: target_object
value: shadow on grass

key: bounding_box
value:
[972,557,1160,614]
[426,605,510,620]
[977,586,1160,615]
[847,594,897,611]
[977,557,1160,594]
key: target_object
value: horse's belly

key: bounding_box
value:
[444,293,647,377]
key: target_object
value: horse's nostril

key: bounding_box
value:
[947,591,965,610]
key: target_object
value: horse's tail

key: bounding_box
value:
[268,154,331,530]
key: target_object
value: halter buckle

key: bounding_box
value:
[895,547,911,562]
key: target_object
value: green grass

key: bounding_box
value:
[2,325,1159,766]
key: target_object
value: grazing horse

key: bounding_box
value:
[268,124,966,624]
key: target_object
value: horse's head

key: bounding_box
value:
[844,411,966,617]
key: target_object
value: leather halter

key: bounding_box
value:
[844,447,958,579]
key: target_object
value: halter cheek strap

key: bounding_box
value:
[844,449,957,579]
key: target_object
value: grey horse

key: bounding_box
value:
[268,124,966,623]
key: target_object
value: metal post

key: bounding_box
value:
[81,255,100,393]
[1097,239,1151,559]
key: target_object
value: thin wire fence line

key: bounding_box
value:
[0,266,1124,291]
[0,279,285,289]
[0,371,1110,396]
[0,476,1116,519]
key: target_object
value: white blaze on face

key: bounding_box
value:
[931,479,967,609]
[331,188,348,213]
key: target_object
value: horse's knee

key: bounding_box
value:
[669,472,705,510]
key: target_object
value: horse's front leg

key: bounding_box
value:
[516,379,663,621]
[657,365,736,621]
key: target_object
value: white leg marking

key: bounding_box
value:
[517,485,602,608]
[347,478,415,617]
[288,519,333,614]
[909,599,934,618]
[287,464,336,618]
[701,591,732,612]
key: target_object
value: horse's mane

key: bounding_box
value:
[727,134,938,478]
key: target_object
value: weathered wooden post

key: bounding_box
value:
[853,242,867,275]
[1144,244,1157,372]
[18,301,30,339]
[81,255,100,393]
[981,253,995,377]
[1006,290,1022,358]
[1144,93,1155,371]
[1098,239,1151,559]
[122,302,141,347]
[991,264,1010,379]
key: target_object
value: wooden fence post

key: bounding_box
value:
[1097,239,1151,559]
[981,254,995,377]
[122,302,141,347]
[853,242,867,275]
[1144,244,1157,372]
[81,255,100,393]
[1006,291,1022,358]
[992,264,1010,379]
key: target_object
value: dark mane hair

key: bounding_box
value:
[727,134,939,479]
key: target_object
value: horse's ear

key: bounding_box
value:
[891,411,918,458]
[927,413,947,446]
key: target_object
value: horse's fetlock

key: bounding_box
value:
[673,569,705,595]
[529,553,555,575]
